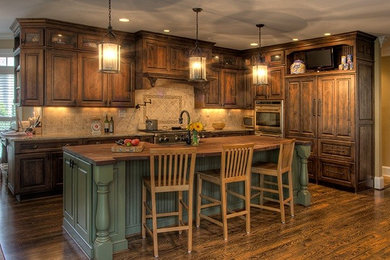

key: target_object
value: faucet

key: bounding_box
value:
[178,110,191,126]
[178,110,191,144]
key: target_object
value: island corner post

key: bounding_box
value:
[62,137,311,260]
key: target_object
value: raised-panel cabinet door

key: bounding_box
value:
[285,79,301,136]
[318,75,354,140]
[170,45,188,75]
[222,69,239,108]
[268,66,284,100]
[317,77,336,139]
[15,153,51,194]
[51,152,64,191]
[204,69,221,107]
[244,72,254,109]
[63,154,75,225]
[108,58,135,107]
[145,40,168,71]
[46,49,78,106]
[255,84,268,99]
[20,49,44,106]
[300,78,317,138]
[78,52,107,106]
[74,158,92,244]
[335,75,354,139]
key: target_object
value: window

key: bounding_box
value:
[0,54,15,132]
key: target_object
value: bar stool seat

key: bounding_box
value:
[252,162,278,175]
[196,143,254,241]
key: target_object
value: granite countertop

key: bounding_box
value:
[2,128,254,142]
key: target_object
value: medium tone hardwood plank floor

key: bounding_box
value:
[1,181,390,259]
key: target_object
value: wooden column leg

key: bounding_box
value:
[245,178,251,234]
[277,174,285,224]
[260,173,264,206]
[296,145,311,206]
[94,166,114,260]
[178,191,183,235]
[187,188,194,253]
[151,189,159,258]
[196,174,202,228]
[288,170,295,217]
[221,182,228,241]
[141,182,146,239]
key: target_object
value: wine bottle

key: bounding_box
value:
[104,115,109,133]
[109,117,114,133]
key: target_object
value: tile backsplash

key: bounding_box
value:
[41,80,253,135]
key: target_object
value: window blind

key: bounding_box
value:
[0,73,15,131]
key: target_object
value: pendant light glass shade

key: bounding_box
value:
[189,8,207,81]
[99,0,121,73]
[253,24,267,85]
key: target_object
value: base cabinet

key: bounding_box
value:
[63,153,93,245]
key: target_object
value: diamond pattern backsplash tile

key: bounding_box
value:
[143,95,182,124]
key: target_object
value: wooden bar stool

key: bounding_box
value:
[142,147,197,257]
[196,143,254,241]
[251,139,295,223]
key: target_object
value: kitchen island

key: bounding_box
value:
[62,136,311,259]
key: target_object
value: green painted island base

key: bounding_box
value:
[63,144,311,259]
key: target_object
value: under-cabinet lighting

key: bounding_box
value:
[119,18,129,22]
[292,38,299,41]
[163,29,170,33]
[250,42,258,46]
[324,33,331,36]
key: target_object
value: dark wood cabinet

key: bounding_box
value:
[15,152,51,195]
[255,66,284,100]
[108,58,135,107]
[47,29,77,49]
[317,75,354,140]
[77,52,108,106]
[286,77,317,138]
[170,45,188,76]
[20,48,44,106]
[144,39,169,72]
[221,69,240,108]
[46,49,78,106]
[20,28,44,47]
[204,69,221,107]
[51,151,64,191]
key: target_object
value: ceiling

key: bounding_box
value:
[0,0,389,49]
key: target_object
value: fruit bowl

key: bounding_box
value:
[212,122,225,130]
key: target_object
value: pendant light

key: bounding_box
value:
[253,24,268,85]
[99,0,121,73]
[189,8,207,81]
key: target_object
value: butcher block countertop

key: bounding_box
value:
[63,136,310,166]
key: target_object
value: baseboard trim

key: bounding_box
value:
[374,176,384,190]
[382,166,390,176]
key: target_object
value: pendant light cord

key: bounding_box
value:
[108,0,112,32]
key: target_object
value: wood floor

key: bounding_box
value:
[1,181,390,260]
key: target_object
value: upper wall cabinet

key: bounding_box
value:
[135,32,213,89]
[10,18,136,107]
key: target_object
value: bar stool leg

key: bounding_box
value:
[196,174,202,228]
[151,189,159,257]
[288,170,295,217]
[142,182,146,239]
[245,178,251,234]
[221,182,228,241]
[188,189,194,253]
[259,174,264,206]
[277,174,286,224]
[178,191,183,234]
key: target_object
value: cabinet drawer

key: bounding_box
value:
[15,140,82,154]
[319,140,354,161]
[319,159,354,185]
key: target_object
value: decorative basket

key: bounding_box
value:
[111,143,145,153]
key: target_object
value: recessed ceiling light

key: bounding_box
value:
[119,18,129,22]
[292,38,299,41]
[324,33,331,36]
[163,29,170,33]
[250,42,258,46]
